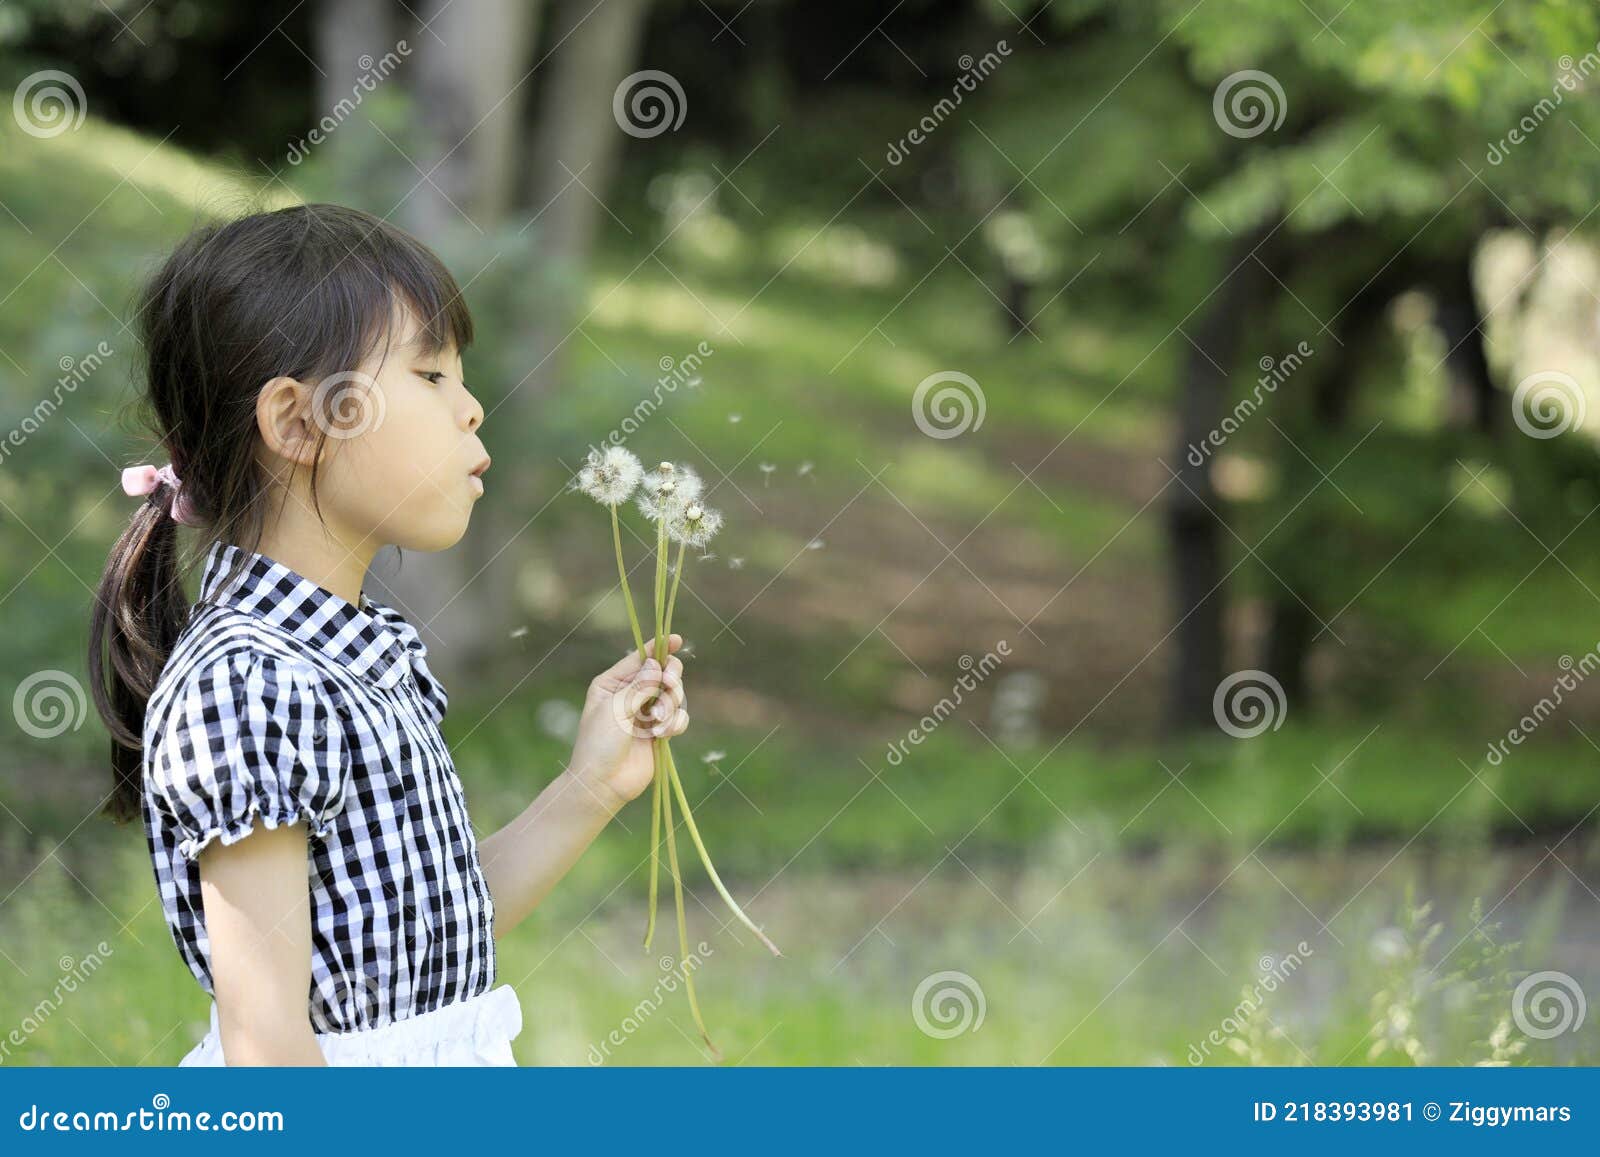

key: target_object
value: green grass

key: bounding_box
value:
[3,827,1595,1066]
[4,116,1600,1068]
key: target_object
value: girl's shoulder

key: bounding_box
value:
[142,604,356,859]
[144,602,349,743]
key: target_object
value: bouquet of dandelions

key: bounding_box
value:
[572,445,781,1057]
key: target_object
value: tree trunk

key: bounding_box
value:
[1001,273,1032,338]
[520,0,652,397]
[1257,258,1404,700]
[313,0,397,120]
[1262,599,1314,703]
[1433,249,1498,437]
[371,0,540,682]
[1165,232,1274,732]
[408,0,541,234]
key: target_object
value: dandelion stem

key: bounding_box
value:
[653,510,669,665]
[644,506,671,953]
[611,504,647,662]
[661,749,720,1060]
[643,741,663,951]
[664,539,687,637]
[663,742,782,957]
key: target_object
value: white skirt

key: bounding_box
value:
[178,985,523,1067]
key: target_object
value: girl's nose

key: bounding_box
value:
[460,384,484,432]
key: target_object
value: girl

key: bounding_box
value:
[88,203,689,1066]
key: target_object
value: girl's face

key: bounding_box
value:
[307,316,490,554]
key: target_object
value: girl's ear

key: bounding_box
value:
[255,376,319,466]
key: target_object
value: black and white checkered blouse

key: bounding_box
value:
[142,541,497,1032]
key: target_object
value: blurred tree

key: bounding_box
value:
[313,0,397,123]
[950,0,1600,726]
[523,0,652,396]
[408,0,540,231]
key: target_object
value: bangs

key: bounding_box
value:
[266,203,475,381]
[368,249,475,361]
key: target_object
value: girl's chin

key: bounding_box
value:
[388,518,471,553]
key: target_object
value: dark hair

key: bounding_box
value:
[89,202,473,822]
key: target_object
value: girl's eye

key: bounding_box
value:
[419,370,446,385]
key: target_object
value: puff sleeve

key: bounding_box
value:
[147,650,350,862]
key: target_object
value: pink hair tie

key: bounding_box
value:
[121,462,201,527]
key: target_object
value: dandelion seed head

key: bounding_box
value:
[636,460,707,521]
[636,492,667,522]
[667,502,723,548]
[573,446,643,505]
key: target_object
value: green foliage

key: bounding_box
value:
[4,3,1600,1069]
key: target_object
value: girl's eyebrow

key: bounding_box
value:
[402,331,455,359]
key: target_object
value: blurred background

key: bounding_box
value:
[2,0,1599,1066]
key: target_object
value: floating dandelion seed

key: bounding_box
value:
[509,626,530,640]
[702,749,727,766]
[797,461,814,479]
[728,557,745,570]
[759,462,776,487]
[806,538,825,551]
[535,699,580,742]
[573,445,644,506]
[728,413,742,424]
[699,552,716,563]
[686,376,703,389]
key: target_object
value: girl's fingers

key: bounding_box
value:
[624,667,684,728]
[596,636,686,728]
[598,635,681,684]
[598,648,647,684]
[621,672,659,724]
[652,708,689,738]
[655,677,685,718]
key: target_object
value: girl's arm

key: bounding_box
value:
[480,635,688,937]
[477,761,624,936]
[198,823,328,1066]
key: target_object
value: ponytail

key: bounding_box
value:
[88,487,191,822]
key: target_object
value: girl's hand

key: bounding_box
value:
[567,634,689,814]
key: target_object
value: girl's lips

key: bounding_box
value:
[468,473,485,496]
